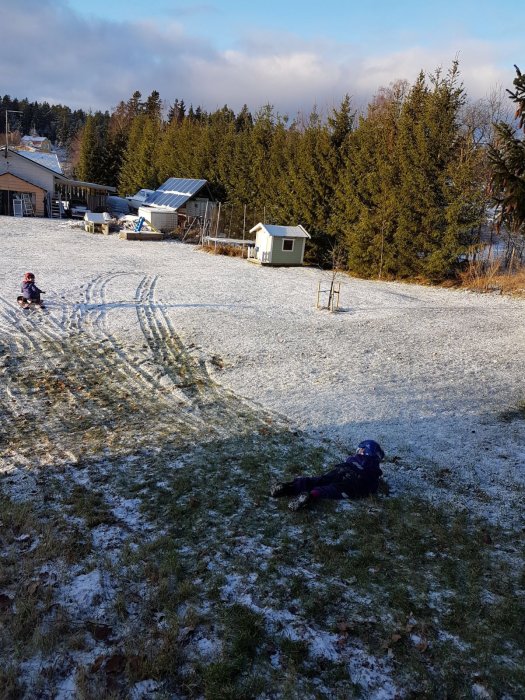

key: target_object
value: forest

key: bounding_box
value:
[3,62,525,282]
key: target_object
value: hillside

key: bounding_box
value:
[1,217,525,698]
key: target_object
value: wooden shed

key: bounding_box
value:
[248,223,311,266]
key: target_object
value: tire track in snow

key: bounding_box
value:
[135,276,268,434]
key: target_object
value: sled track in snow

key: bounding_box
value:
[0,274,275,462]
[62,272,176,396]
[135,274,212,398]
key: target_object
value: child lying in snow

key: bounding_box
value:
[270,440,385,511]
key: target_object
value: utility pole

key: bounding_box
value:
[4,110,23,157]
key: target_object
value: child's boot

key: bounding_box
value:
[270,482,292,497]
[288,492,311,511]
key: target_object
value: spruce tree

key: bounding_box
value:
[489,66,525,235]
[331,82,405,277]
[394,62,484,280]
[283,108,338,263]
[119,115,148,195]
[249,105,279,217]
[75,113,109,184]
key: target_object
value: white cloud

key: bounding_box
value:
[0,1,519,116]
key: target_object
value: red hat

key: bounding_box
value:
[23,272,35,281]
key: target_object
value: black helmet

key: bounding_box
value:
[357,440,385,461]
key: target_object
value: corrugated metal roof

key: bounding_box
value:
[15,150,63,174]
[144,178,207,210]
[250,223,311,239]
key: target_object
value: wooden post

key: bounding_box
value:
[202,200,208,245]
[215,201,221,252]
[331,283,340,311]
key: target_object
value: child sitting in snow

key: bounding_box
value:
[20,272,45,308]
[270,440,385,511]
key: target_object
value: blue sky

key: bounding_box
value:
[66,0,521,52]
[2,0,524,115]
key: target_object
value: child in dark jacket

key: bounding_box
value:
[20,272,45,308]
[270,440,385,510]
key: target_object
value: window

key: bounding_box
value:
[282,238,294,252]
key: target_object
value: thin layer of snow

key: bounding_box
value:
[1,217,525,527]
[60,569,104,612]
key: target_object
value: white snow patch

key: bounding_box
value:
[130,679,161,699]
[111,497,144,526]
[472,683,494,699]
[91,524,128,554]
[196,636,220,658]
[54,673,77,700]
[60,569,112,616]
[437,629,471,651]
[347,646,400,700]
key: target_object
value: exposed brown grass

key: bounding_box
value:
[458,258,525,296]
[200,243,245,257]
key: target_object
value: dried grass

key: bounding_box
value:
[458,258,525,296]
[200,243,245,257]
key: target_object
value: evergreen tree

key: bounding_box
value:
[249,104,279,215]
[119,112,163,194]
[145,90,162,119]
[75,113,109,183]
[283,108,338,263]
[235,104,254,132]
[127,91,144,118]
[334,63,483,281]
[331,82,405,277]
[394,62,483,280]
[489,65,525,235]
[327,94,355,155]
[167,99,186,124]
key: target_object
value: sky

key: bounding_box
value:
[1,0,524,117]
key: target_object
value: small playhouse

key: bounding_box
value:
[248,223,311,266]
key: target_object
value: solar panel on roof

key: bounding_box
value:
[144,177,207,209]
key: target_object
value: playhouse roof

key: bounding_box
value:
[249,223,311,239]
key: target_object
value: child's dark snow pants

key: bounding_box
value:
[278,468,371,500]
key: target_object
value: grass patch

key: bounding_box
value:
[2,303,525,698]
[201,243,246,258]
[64,484,117,527]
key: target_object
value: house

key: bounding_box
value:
[19,135,53,152]
[14,151,63,174]
[0,146,116,217]
[248,223,311,266]
[127,178,215,232]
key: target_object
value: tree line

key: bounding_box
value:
[7,62,525,281]
[1,95,87,147]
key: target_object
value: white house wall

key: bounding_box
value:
[256,230,273,263]
[0,152,55,193]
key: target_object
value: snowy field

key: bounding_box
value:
[1,216,525,698]
[2,217,524,522]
